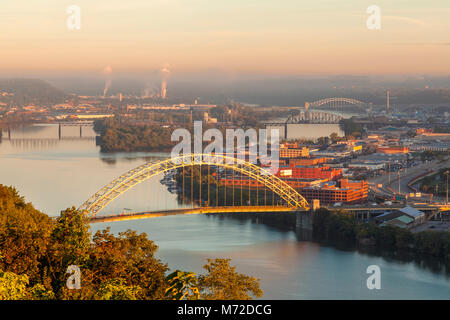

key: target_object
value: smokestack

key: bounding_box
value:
[386,90,390,111]
[161,81,167,99]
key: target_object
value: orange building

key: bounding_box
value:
[416,128,433,135]
[299,179,368,204]
[276,165,343,180]
[220,177,368,204]
[289,157,328,166]
[281,142,299,149]
[279,147,310,158]
[376,146,409,154]
[220,177,326,189]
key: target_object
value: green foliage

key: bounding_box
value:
[0,270,29,300]
[29,283,55,300]
[339,117,363,137]
[165,270,200,300]
[94,118,176,152]
[414,231,450,257]
[312,208,450,260]
[46,207,91,298]
[198,258,263,300]
[0,185,265,300]
[329,132,340,143]
[312,209,357,243]
[89,228,168,299]
[418,167,449,196]
[0,184,53,284]
[317,136,330,146]
[96,278,143,300]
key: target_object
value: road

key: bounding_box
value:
[368,157,449,202]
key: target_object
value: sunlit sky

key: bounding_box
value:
[1,0,450,75]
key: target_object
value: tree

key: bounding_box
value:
[45,207,91,298]
[339,117,363,137]
[329,132,340,143]
[198,259,263,300]
[89,228,169,299]
[29,283,55,300]
[0,184,53,284]
[96,278,143,300]
[0,270,29,300]
[0,185,268,300]
[165,270,200,300]
[317,136,330,146]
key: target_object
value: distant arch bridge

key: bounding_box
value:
[286,111,344,124]
[306,98,370,112]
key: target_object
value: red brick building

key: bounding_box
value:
[276,165,343,180]
[299,179,368,204]
[289,157,328,166]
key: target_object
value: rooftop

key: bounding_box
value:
[399,206,425,218]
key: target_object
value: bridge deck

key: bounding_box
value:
[88,206,296,223]
[88,203,448,224]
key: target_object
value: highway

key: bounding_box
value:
[368,157,449,202]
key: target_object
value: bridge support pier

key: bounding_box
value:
[295,211,313,240]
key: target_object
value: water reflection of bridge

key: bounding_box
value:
[57,121,94,139]
[2,121,95,141]
[2,122,96,151]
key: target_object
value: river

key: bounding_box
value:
[0,124,449,299]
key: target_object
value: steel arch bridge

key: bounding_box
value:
[78,153,310,218]
[309,97,367,109]
[287,111,344,124]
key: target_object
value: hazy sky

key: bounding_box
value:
[1,0,450,75]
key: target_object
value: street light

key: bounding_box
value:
[445,171,449,205]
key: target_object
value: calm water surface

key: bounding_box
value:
[1,124,449,299]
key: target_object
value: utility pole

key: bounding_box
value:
[388,162,391,184]
[445,171,449,204]
[386,90,390,112]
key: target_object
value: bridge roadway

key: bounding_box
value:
[88,203,449,224]
[88,206,295,223]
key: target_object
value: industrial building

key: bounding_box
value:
[299,179,368,204]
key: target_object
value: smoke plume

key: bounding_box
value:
[102,65,113,97]
[160,63,171,99]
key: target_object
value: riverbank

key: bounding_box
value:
[209,209,450,268]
